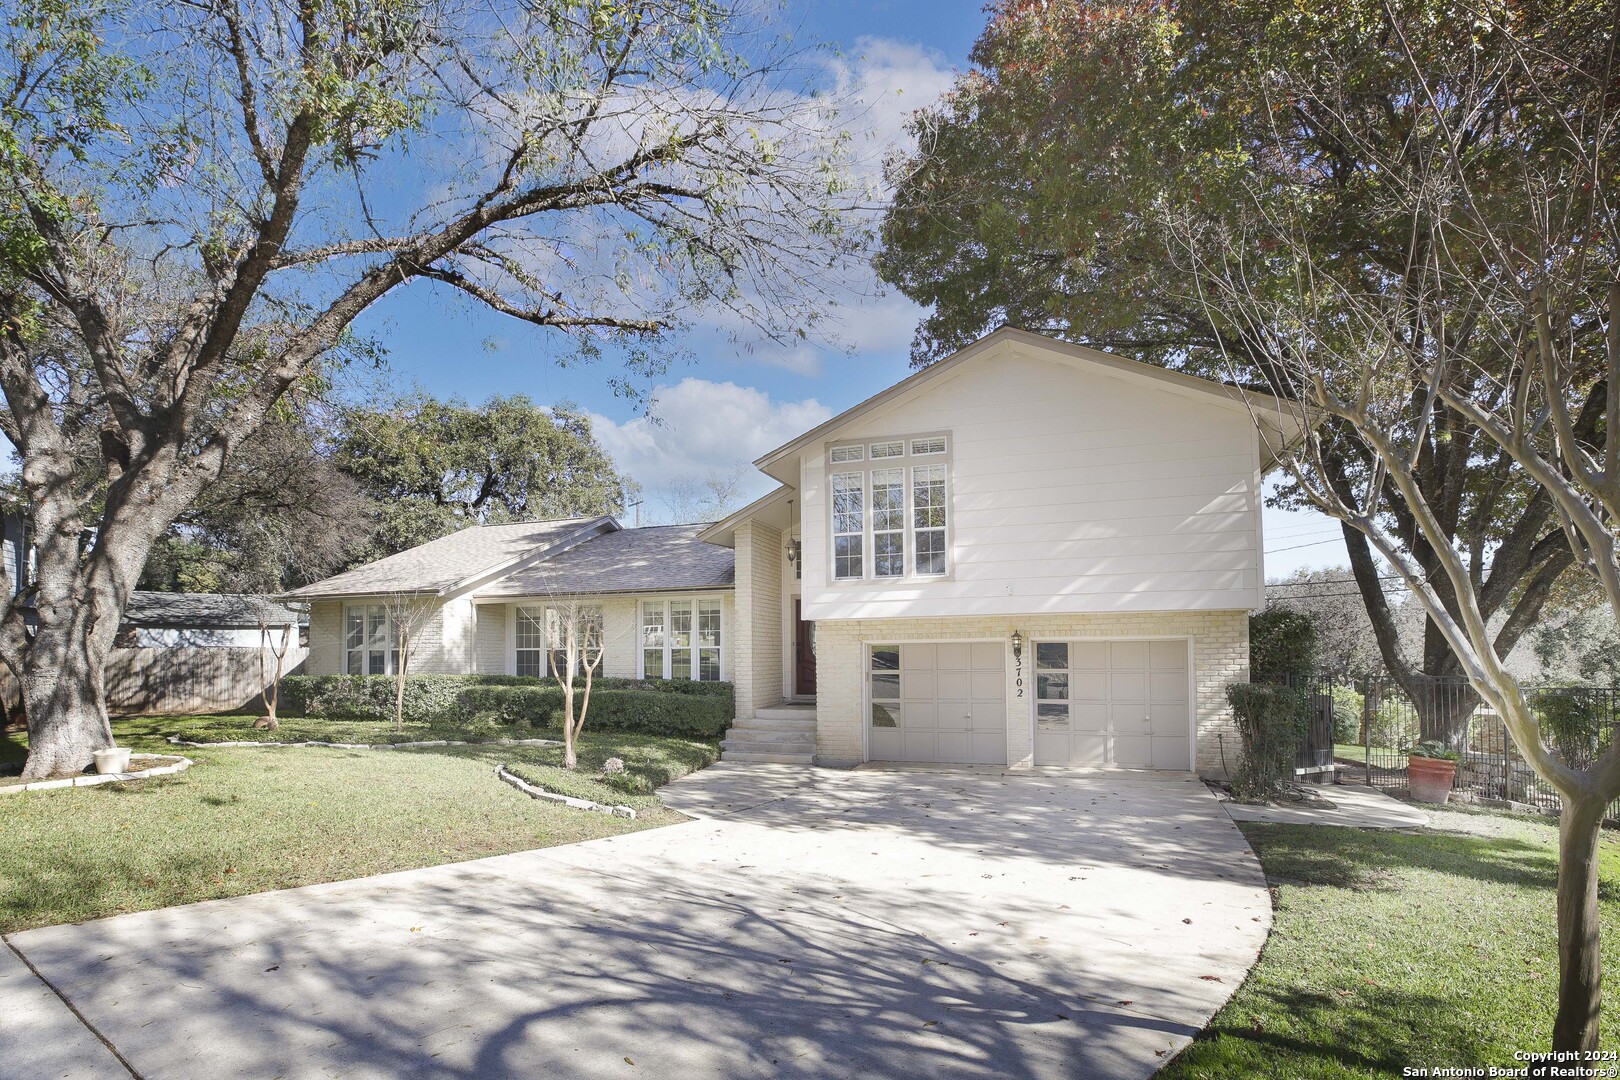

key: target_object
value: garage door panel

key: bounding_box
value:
[1111,640,1151,669]
[1150,639,1188,670]
[970,642,1003,669]
[902,646,935,671]
[905,672,937,700]
[1149,703,1187,734]
[1152,736,1188,770]
[1111,671,1148,700]
[870,729,903,759]
[1071,702,1109,731]
[1112,734,1153,767]
[970,671,1002,700]
[1070,672,1110,700]
[1149,671,1188,702]
[1069,642,1110,669]
[1034,639,1191,770]
[869,642,1006,765]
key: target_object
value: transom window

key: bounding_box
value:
[827,433,951,582]
[516,604,603,679]
[641,597,723,681]
[345,603,399,674]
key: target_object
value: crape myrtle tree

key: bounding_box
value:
[1157,6,1620,1051]
[0,0,865,778]
[876,0,1599,747]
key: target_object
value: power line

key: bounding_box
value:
[1266,537,1350,553]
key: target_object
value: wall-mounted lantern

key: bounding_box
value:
[1010,629,1024,662]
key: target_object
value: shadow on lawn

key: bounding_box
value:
[1175,983,1481,1076]
[1240,822,1590,896]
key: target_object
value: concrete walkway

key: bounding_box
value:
[7,764,1271,1080]
[1219,783,1431,829]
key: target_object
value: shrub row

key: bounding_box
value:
[271,674,732,739]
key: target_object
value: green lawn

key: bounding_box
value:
[1330,743,1403,766]
[0,715,717,934]
[1161,807,1620,1077]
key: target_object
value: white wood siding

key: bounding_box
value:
[800,349,1264,620]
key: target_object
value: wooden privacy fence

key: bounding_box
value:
[106,646,308,715]
[2,646,308,717]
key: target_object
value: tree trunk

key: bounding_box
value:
[20,652,115,779]
[1553,794,1605,1051]
[1412,678,1479,751]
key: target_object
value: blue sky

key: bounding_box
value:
[343,0,1351,577]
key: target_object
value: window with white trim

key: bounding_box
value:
[640,597,723,680]
[831,472,864,580]
[516,604,604,678]
[827,434,951,581]
[345,603,399,674]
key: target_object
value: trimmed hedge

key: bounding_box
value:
[1227,683,1308,799]
[271,674,732,739]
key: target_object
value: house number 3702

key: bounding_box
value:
[1014,657,1025,697]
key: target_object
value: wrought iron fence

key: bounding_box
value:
[1280,674,1620,820]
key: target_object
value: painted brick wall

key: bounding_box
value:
[306,600,343,675]
[810,610,1249,775]
[731,522,783,717]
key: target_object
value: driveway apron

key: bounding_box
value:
[8,764,1271,1080]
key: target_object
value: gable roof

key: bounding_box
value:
[478,523,734,598]
[284,516,614,599]
[752,327,1308,483]
[123,592,304,629]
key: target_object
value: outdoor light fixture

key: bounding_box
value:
[786,539,801,564]
[1011,630,1024,661]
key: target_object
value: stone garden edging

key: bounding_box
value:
[495,763,637,820]
[0,753,194,795]
[165,735,562,751]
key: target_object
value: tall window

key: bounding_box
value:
[641,597,723,680]
[828,434,950,581]
[518,604,602,678]
[831,472,864,580]
[345,604,398,674]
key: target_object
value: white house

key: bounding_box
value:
[288,329,1304,775]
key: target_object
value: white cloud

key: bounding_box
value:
[589,379,832,519]
[829,36,957,182]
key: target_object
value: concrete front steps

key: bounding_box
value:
[720,705,816,764]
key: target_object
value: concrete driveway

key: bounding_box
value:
[6,764,1270,1080]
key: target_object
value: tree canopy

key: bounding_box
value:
[877,0,1610,720]
[0,0,866,779]
[332,394,627,561]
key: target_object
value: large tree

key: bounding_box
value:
[0,0,863,778]
[877,0,1599,743]
[1158,5,1616,1052]
[332,393,627,560]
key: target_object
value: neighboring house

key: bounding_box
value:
[288,329,1302,774]
[118,592,306,649]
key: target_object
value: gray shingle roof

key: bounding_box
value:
[477,524,734,597]
[123,592,304,629]
[284,517,608,599]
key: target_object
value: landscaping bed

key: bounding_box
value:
[501,733,721,812]
[1160,806,1620,1078]
[0,717,718,934]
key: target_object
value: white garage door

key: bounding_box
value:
[868,642,1006,765]
[1033,640,1190,769]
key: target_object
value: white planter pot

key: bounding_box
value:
[94,747,132,775]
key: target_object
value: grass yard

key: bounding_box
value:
[0,715,718,934]
[1330,743,1404,766]
[1162,806,1620,1078]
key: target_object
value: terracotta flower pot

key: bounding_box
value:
[1407,754,1457,804]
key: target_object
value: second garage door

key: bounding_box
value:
[868,642,1006,765]
[1033,639,1191,769]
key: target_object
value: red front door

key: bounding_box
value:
[794,599,817,697]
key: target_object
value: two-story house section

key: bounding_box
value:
[700,329,1303,773]
[290,329,1303,776]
